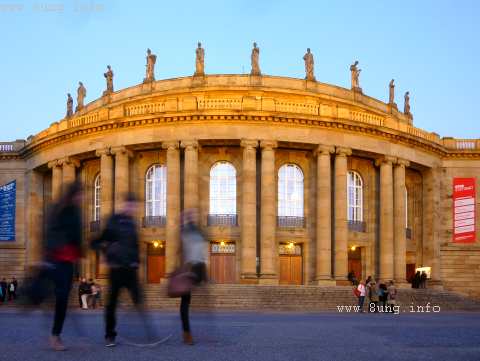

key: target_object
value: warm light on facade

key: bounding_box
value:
[351,245,356,251]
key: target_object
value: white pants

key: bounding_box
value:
[81,294,89,309]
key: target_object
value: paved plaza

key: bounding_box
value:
[1,310,480,361]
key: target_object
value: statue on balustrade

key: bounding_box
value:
[194,42,205,76]
[76,81,86,112]
[250,42,261,76]
[388,79,396,105]
[66,93,73,118]
[143,48,157,83]
[303,48,315,81]
[404,91,412,117]
[350,61,361,90]
[103,65,114,95]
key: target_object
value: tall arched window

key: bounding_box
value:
[278,164,304,218]
[209,161,236,215]
[93,174,101,221]
[347,171,363,222]
[145,165,167,217]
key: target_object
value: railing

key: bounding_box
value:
[125,102,166,116]
[0,144,14,152]
[90,220,100,233]
[348,220,366,232]
[277,216,305,228]
[143,216,166,227]
[351,111,384,127]
[456,140,476,150]
[406,228,412,240]
[207,214,238,226]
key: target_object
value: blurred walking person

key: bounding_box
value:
[177,209,208,345]
[91,193,152,347]
[42,181,83,351]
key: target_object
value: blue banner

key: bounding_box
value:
[0,180,16,241]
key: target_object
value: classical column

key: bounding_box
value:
[394,158,409,285]
[25,170,44,265]
[315,144,335,283]
[111,146,133,211]
[163,141,181,275]
[181,140,199,211]
[376,156,396,281]
[259,140,278,284]
[48,160,62,202]
[95,148,114,223]
[240,139,258,282]
[422,166,442,287]
[334,147,351,282]
[59,157,80,193]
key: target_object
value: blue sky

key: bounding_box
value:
[1,0,479,140]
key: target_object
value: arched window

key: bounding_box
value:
[93,174,101,221]
[145,165,167,217]
[209,161,236,215]
[278,164,304,218]
[347,171,363,222]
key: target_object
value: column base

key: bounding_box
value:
[313,278,337,286]
[335,279,351,286]
[427,279,443,290]
[240,273,259,284]
[258,274,278,285]
[395,280,411,289]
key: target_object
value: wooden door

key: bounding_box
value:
[348,259,362,280]
[279,255,303,285]
[147,255,165,283]
[406,263,416,283]
[209,242,236,283]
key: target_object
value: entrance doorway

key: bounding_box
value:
[279,243,303,285]
[348,246,362,281]
[210,242,236,283]
[406,263,416,284]
[147,241,165,283]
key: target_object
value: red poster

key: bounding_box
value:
[453,178,476,243]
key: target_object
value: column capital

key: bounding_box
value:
[95,147,111,157]
[375,155,396,167]
[395,158,410,167]
[315,144,335,156]
[180,140,199,150]
[162,140,179,150]
[260,140,278,150]
[335,146,352,156]
[57,156,80,168]
[47,160,60,169]
[240,139,259,149]
[110,145,133,158]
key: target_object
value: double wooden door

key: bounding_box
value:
[348,259,362,280]
[279,255,303,285]
[147,243,165,283]
[209,242,236,284]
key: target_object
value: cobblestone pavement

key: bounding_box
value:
[1,309,480,361]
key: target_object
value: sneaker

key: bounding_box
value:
[183,331,194,345]
[49,335,67,351]
[105,337,116,347]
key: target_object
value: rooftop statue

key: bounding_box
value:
[251,42,261,76]
[389,79,395,105]
[303,48,315,81]
[66,93,73,118]
[103,65,114,95]
[350,61,361,91]
[143,48,157,83]
[194,42,205,76]
[76,81,86,112]
[404,91,412,117]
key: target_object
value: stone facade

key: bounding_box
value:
[0,75,479,297]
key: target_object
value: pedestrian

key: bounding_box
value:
[387,280,397,312]
[365,275,372,287]
[91,193,152,347]
[41,181,83,351]
[8,277,18,300]
[348,271,355,285]
[178,209,208,345]
[412,271,421,289]
[420,271,428,289]
[0,278,7,303]
[78,278,90,309]
[356,280,366,313]
[90,282,101,309]
[368,281,379,312]
[378,281,388,309]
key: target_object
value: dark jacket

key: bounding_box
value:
[91,213,139,268]
[45,204,82,263]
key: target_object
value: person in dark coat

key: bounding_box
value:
[91,193,152,347]
[412,271,421,289]
[420,271,428,289]
[0,278,7,303]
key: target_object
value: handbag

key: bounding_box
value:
[167,266,195,298]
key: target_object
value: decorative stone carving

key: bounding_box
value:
[350,61,361,91]
[76,82,86,112]
[389,79,395,105]
[143,48,157,83]
[404,91,412,117]
[66,93,73,118]
[194,42,205,76]
[103,65,114,95]
[303,48,315,81]
[250,42,261,76]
